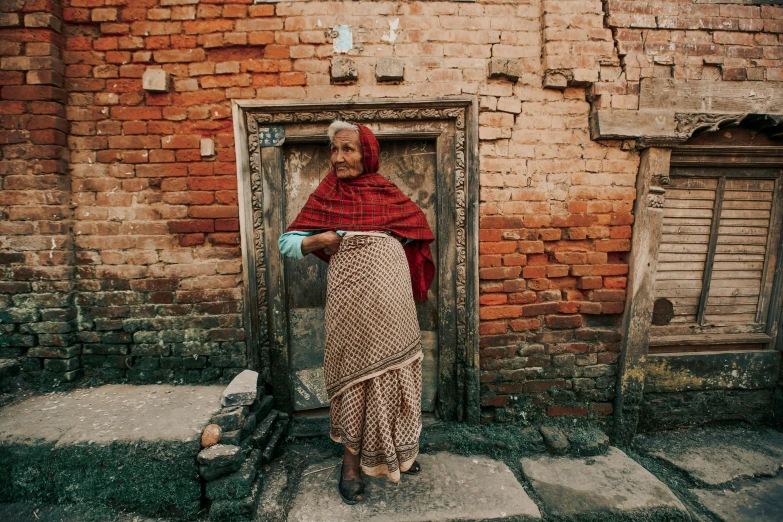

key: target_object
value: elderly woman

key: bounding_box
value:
[278,121,435,504]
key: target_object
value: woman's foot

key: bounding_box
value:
[338,463,364,504]
[339,447,364,504]
[402,460,422,475]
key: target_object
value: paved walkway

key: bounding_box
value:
[637,426,783,522]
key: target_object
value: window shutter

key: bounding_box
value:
[654,177,717,325]
[703,178,776,325]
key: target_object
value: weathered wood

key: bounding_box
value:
[613,147,671,446]
[234,105,262,375]
[650,343,764,355]
[436,127,458,421]
[697,177,726,324]
[640,78,783,113]
[261,145,294,413]
[648,333,772,347]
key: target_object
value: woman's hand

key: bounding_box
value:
[301,231,343,256]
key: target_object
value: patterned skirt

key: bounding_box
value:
[325,232,423,482]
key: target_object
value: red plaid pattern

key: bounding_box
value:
[287,123,435,302]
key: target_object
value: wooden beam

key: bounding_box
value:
[696,177,726,325]
[590,109,677,141]
[640,79,783,114]
[613,147,671,446]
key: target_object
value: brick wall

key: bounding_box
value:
[0,0,80,387]
[0,0,781,419]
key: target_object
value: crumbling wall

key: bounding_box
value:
[0,0,781,425]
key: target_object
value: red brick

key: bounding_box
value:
[509,291,537,304]
[604,276,627,289]
[547,405,588,417]
[578,276,602,290]
[518,240,544,254]
[479,306,523,320]
[521,302,560,317]
[509,318,540,332]
[590,403,613,416]
[601,302,625,314]
[480,216,525,229]
[168,219,214,234]
[525,380,565,392]
[502,254,527,266]
[480,266,522,280]
[545,314,583,329]
[480,241,517,254]
[591,289,625,302]
[479,293,508,305]
[479,321,508,335]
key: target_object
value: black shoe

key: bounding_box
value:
[402,460,422,475]
[338,464,365,504]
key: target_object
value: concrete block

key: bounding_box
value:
[331,57,357,84]
[375,57,404,82]
[200,138,215,157]
[543,71,569,90]
[221,369,258,407]
[142,68,171,93]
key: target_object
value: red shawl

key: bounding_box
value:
[287,123,435,302]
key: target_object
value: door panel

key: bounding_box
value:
[283,139,439,411]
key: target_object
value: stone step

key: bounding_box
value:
[520,447,689,521]
[0,384,225,518]
[286,452,541,522]
[692,474,783,522]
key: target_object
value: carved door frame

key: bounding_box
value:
[232,97,481,423]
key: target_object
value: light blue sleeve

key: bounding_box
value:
[278,231,315,260]
[278,230,348,260]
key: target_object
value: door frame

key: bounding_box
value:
[232,97,480,422]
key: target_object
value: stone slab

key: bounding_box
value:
[520,447,687,518]
[0,384,224,446]
[288,452,541,522]
[222,369,258,407]
[693,475,783,522]
[636,427,783,485]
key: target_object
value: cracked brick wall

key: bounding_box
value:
[0,0,780,420]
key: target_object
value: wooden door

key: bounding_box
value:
[282,138,440,412]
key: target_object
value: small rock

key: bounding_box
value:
[540,426,570,455]
[567,427,609,457]
[198,444,245,480]
[221,429,242,446]
[221,370,258,407]
[206,459,257,500]
[202,424,222,448]
[211,406,248,432]
[520,426,546,453]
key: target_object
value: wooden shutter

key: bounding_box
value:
[654,177,717,325]
[651,168,783,345]
[704,178,776,325]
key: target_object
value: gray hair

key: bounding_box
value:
[327,120,359,142]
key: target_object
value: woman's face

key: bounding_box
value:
[330,129,364,179]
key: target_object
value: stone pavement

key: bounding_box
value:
[284,448,693,522]
[520,448,687,520]
[637,426,783,522]
[0,384,223,446]
[287,453,542,522]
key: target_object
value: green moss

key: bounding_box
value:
[0,439,203,519]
